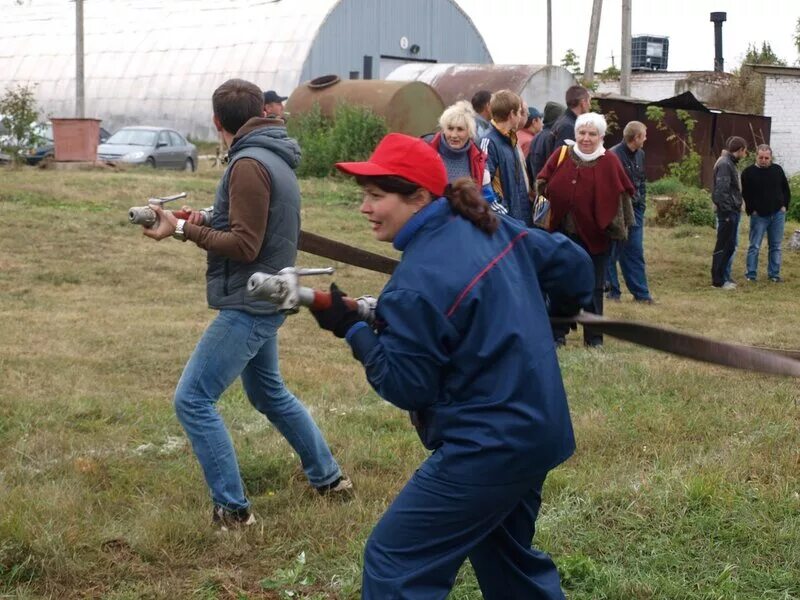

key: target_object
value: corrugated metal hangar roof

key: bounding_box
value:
[1,0,491,139]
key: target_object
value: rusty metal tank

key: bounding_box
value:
[386,63,577,113]
[286,75,445,137]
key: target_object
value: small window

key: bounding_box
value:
[158,131,171,146]
[168,131,185,146]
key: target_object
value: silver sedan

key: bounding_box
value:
[98,126,198,171]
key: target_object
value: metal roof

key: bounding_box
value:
[0,0,342,138]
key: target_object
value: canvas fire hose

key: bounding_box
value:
[244,267,800,378]
[128,194,800,378]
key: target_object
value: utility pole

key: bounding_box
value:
[75,0,85,117]
[583,0,603,84]
[620,0,632,96]
[546,0,553,65]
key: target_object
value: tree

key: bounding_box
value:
[561,49,581,75]
[705,41,786,114]
[795,17,800,63]
[0,84,41,164]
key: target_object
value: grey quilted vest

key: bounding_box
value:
[206,126,301,314]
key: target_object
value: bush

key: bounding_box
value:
[787,173,800,223]
[0,84,41,164]
[666,149,702,188]
[648,176,716,228]
[288,103,388,178]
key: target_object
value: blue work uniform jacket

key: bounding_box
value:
[346,200,594,484]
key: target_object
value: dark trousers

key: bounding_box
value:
[711,211,740,286]
[553,250,608,346]
[361,469,565,599]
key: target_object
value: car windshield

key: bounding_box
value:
[106,129,157,146]
[34,123,53,143]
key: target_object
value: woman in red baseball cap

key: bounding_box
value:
[310,133,593,599]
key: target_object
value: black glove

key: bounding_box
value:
[310,283,363,338]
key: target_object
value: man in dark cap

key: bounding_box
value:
[263,90,288,119]
[517,106,543,158]
[526,101,566,184]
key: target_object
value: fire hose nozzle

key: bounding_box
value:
[247,267,376,323]
[247,267,334,313]
[128,192,213,228]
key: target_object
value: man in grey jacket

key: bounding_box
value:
[711,136,747,289]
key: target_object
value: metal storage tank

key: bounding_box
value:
[0,0,492,140]
[387,64,577,112]
[287,75,445,137]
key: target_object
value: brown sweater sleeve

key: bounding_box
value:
[185,158,270,262]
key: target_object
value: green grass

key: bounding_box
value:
[1,162,799,599]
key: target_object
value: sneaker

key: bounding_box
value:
[316,476,354,498]
[745,276,756,282]
[721,281,737,290]
[634,297,657,305]
[769,276,782,283]
[212,505,256,531]
[605,293,621,302]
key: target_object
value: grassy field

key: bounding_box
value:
[1,159,799,599]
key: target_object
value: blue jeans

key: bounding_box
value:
[746,211,785,280]
[174,309,342,510]
[715,213,739,282]
[606,202,652,300]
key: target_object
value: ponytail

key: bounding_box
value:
[444,177,498,234]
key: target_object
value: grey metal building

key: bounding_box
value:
[0,0,492,140]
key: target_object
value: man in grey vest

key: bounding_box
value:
[143,79,350,530]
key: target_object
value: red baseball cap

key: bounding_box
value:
[336,133,448,197]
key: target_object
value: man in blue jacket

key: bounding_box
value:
[482,90,532,225]
[606,121,655,303]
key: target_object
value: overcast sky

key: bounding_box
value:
[456,0,799,72]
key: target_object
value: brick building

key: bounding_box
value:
[753,65,800,175]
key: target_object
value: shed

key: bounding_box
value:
[386,63,576,113]
[594,91,771,188]
[0,0,492,140]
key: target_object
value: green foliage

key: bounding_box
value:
[666,149,702,188]
[260,552,316,599]
[706,41,787,114]
[795,18,800,61]
[598,65,620,82]
[645,106,702,187]
[561,48,581,75]
[787,173,800,223]
[0,84,41,164]
[648,176,715,227]
[744,42,786,66]
[288,103,388,178]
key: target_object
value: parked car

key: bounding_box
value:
[25,122,111,165]
[97,126,198,171]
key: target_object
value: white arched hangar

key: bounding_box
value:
[1,0,492,140]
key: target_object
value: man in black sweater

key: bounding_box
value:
[741,144,791,282]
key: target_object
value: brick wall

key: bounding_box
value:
[763,75,800,175]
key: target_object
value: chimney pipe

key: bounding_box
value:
[710,12,726,72]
